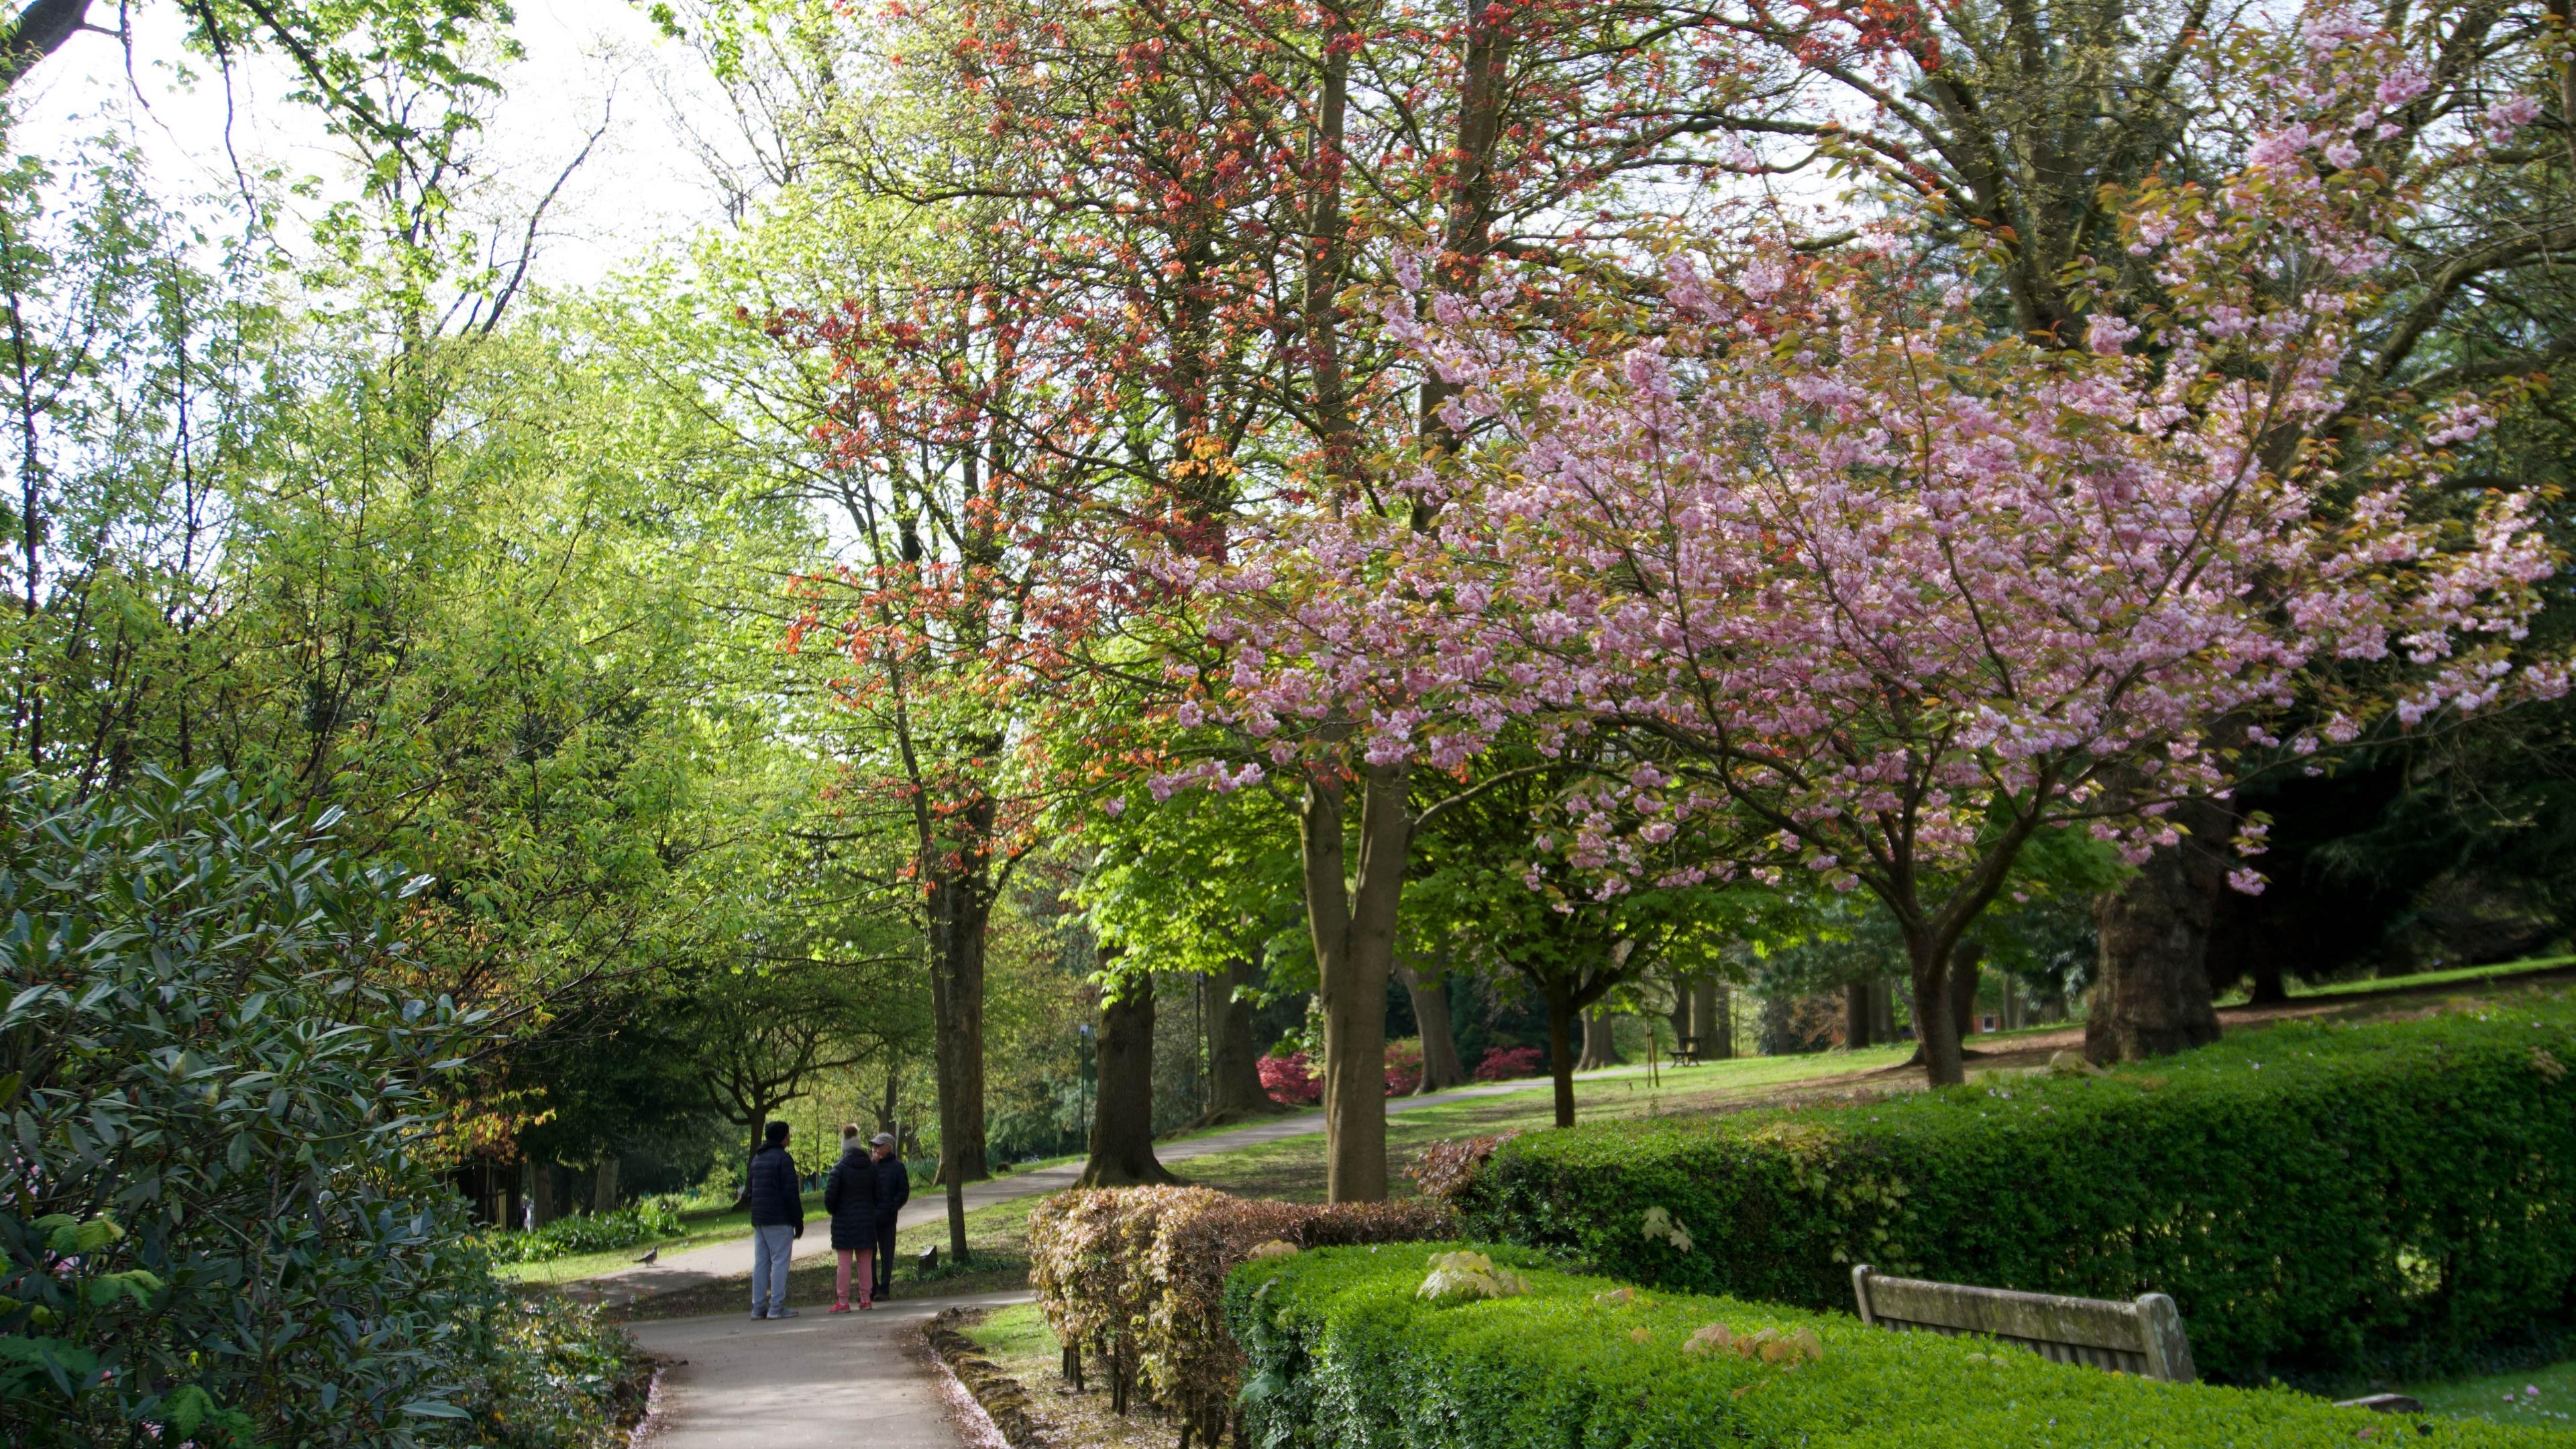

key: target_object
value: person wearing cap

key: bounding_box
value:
[868,1130,908,1299]
[823,1124,880,1311]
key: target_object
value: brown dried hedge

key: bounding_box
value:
[1026,1186,1452,1446]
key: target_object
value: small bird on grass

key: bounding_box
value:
[634,1248,659,1266]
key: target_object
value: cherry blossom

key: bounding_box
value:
[1167,6,2564,1085]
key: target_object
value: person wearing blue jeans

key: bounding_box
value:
[739,1120,804,1319]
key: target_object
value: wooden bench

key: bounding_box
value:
[1850,1265,2197,1383]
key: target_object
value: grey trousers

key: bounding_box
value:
[751,1224,796,1313]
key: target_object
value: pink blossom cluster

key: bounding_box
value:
[1163,7,2563,902]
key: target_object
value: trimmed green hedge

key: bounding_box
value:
[1226,1243,2561,1448]
[1451,994,2576,1383]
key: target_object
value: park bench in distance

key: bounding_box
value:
[1849,1267,2429,1413]
[1849,1264,2197,1383]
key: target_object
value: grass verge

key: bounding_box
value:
[2408,1356,2576,1433]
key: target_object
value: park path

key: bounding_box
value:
[625,1288,1031,1449]
[577,1069,1614,1305]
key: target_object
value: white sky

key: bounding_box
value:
[10,0,737,288]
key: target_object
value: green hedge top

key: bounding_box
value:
[1226,1243,2561,1449]
[1452,991,2576,1383]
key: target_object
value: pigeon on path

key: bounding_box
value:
[635,1248,659,1266]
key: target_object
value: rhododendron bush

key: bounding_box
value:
[1256,1043,1433,1105]
[1170,11,2565,1085]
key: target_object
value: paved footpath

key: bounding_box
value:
[580,1069,1625,1306]
[627,1289,1032,1449]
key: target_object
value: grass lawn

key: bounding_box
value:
[496,1189,828,1285]
[2407,1356,2576,1432]
[963,1300,1057,1361]
[1172,1044,1923,1202]
[2210,955,2576,1008]
[2292,955,2575,999]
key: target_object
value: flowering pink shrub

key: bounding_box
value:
[1258,1051,1322,1106]
[1262,1043,1440,1103]
[1474,1046,1546,1082]
[1383,1038,1424,1095]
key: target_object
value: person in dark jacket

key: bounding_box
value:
[741,1120,803,1320]
[869,1131,908,1299]
[823,1124,879,1311]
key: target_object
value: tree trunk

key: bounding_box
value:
[1951,942,1983,1038]
[1693,979,1731,1059]
[1870,979,1896,1042]
[1666,982,1693,1058]
[1843,981,1873,1049]
[2246,957,2289,1006]
[1576,1008,1623,1070]
[530,1160,557,1228]
[874,1057,902,1138]
[593,1157,619,1213]
[927,822,995,1262]
[1546,986,1578,1128]
[1397,956,1467,1094]
[1299,754,1409,1203]
[0,0,98,95]
[1079,964,1177,1187]
[1203,955,1279,1118]
[1904,935,1966,1086]
[2086,799,2228,1065]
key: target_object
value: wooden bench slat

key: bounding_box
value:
[1851,1265,2196,1383]
[1863,1275,2149,1350]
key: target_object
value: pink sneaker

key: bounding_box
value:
[828,1301,852,1314]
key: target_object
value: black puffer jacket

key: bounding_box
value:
[743,1143,803,1232]
[823,1146,879,1250]
[873,1152,910,1221]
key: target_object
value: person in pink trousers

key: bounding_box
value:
[822,1124,879,1311]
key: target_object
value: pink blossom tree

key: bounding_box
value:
[1197,11,2564,1087]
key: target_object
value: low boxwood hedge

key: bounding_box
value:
[1449,992,2576,1383]
[1226,1243,2560,1448]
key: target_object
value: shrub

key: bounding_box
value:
[1027,1186,1452,1445]
[482,1199,687,1265]
[1472,1044,1546,1081]
[1452,993,2576,1383]
[1257,1051,1322,1105]
[1226,1243,2557,1449]
[1261,1044,1444,1104]
[1407,1134,1517,1202]
[1383,1036,1424,1095]
[0,771,633,1448]
[466,1299,652,1449]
